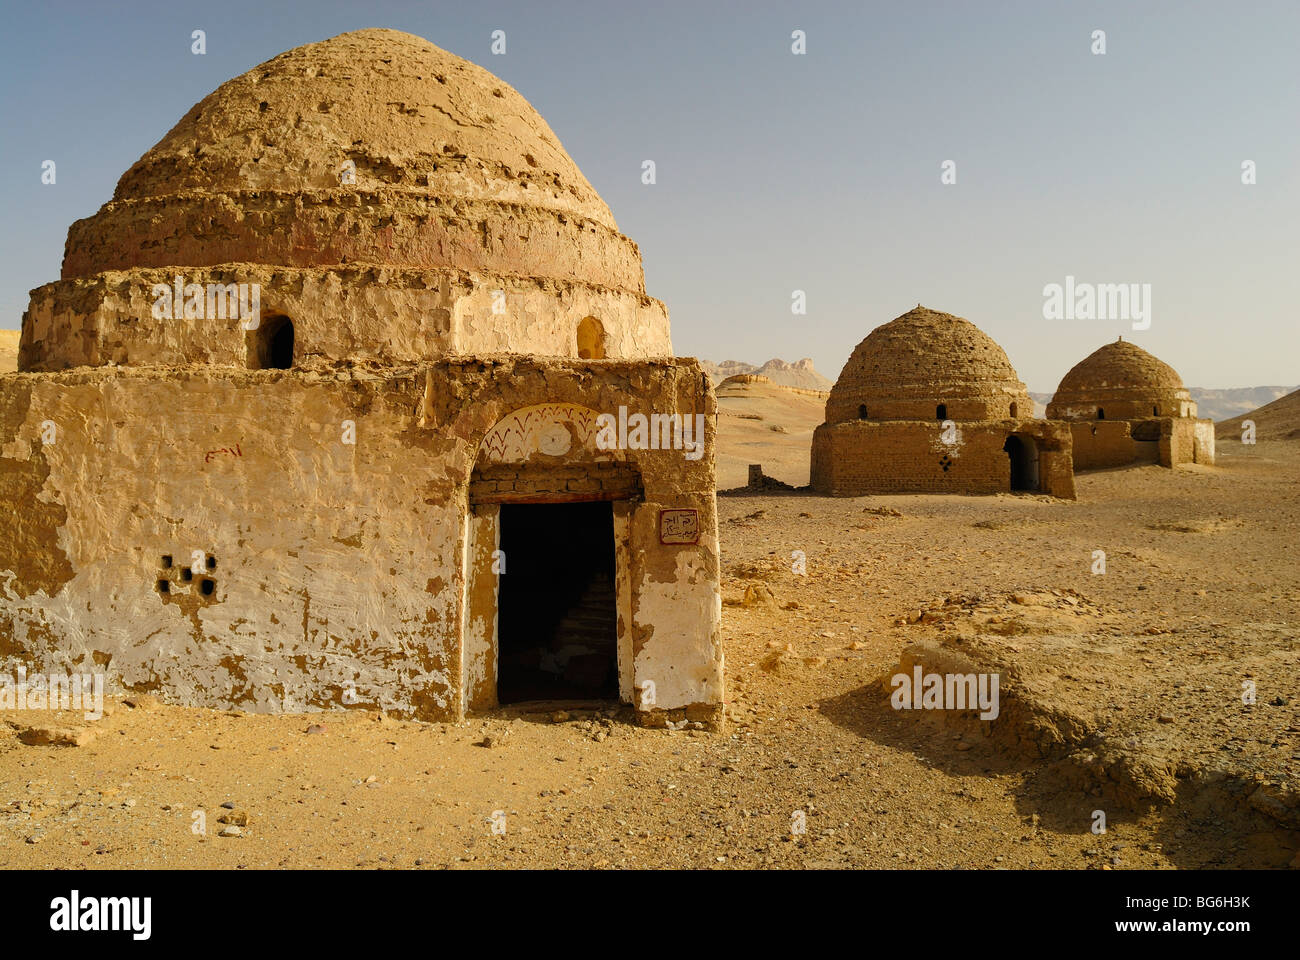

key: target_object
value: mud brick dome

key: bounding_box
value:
[2,29,723,726]
[811,305,1075,498]
[824,306,1032,423]
[21,28,670,371]
[1047,338,1196,420]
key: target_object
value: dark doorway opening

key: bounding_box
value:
[497,501,618,703]
[858,404,868,419]
[250,315,294,369]
[1003,435,1039,491]
[1097,407,1105,420]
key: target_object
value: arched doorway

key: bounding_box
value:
[1003,435,1040,491]
[464,403,640,710]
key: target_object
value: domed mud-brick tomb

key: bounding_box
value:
[811,306,1075,497]
[1048,338,1214,469]
[0,29,723,725]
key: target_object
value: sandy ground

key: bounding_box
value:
[0,331,18,374]
[1,427,1296,869]
[715,377,824,489]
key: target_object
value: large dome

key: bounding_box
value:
[1047,339,1195,420]
[109,29,615,223]
[61,29,634,284]
[824,306,1031,423]
[23,30,671,370]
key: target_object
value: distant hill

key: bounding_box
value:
[699,357,831,392]
[713,375,826,489]
[0,330,18,373]
[1217,388,1300,442]
[1187,386,1298,423]
[1031,385,1297,423]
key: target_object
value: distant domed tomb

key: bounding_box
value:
[1047,338,1214,469]
[811,307,1076,498]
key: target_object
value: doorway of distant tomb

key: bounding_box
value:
[1003,435,1039,491]
[496,501,618,703]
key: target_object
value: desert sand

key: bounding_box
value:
[714,375,825,489]
[0,331,18,374]
[2,384,1295,870]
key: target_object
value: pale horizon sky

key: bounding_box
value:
[1,0,1296,392]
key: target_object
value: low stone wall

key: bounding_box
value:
[1068,420,1135,470]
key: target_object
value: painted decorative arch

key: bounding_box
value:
[475,402,627,466]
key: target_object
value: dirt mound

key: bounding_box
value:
[893,588,1114,635]
[1145,519,1231,534]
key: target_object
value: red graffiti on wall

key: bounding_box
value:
[204,443,244,464]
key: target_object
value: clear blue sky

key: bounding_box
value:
[1,0,1296,391]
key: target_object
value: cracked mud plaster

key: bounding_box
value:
[0,385,75,598]
[634,544,724,712]
[0,373,460,717]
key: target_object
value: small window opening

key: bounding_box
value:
[157,580,170,594]
[1153,406,1159,416]
[1097,408,1105,420]
[161,555,173,568]
[199,578,215,597]
[936,404,947,420]
[576,316,606,360]
[250,315,295,369]
[1009,402,1018,418]
[181,568,193,582]
[206,556,217,570]
[858,404,868,419]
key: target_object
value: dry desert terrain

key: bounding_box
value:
[0,379,1296,870]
